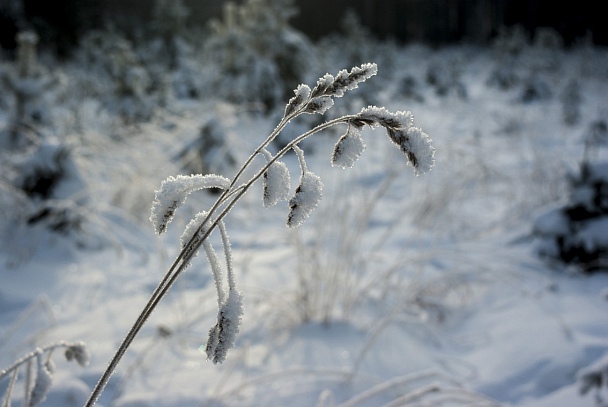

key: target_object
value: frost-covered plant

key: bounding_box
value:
[532,121,607,273]
[278,169,406,327]
[487,25,528,90]
[106,42,154,123]
[533,156,608,273]
[0,341,89,407]
[73,30,155,124]
[141,0,204,100]
[0,31,87,235]
[1,137,88,233]
[84,63,434,406]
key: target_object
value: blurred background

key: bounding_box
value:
[1,0,605,56]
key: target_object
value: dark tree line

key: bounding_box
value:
[0,0,605,56]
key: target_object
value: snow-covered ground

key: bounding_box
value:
[1,36,608,407]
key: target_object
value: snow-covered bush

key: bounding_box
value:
[83,63,435,406]
[533,159,608,273]
[0,31,61,149]
[140,0,206,101]
[202,0,315,111]
[486,25,528,90]
[0,136,88,236]
[0,31,88,236]
[73,30,156,124]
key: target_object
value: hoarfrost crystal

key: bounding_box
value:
[332,127,366,169]
[151,174,230,234]
[206,289,244,364]
[287,171,323,228]
[263,161,291,207]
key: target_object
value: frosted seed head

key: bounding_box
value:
[150,174,230,234]
[326,69,349,98]
[206,290,244,364]
[324,63,378,98]
[28,355,53,407]
[331,127,366,169]
[403,127,435,175]
[284,84,311,117]
[311,73,334,98]
[356,106,434,175]
[358,106,410,129]
[387,127,435,175]
[287,171,323,228]
[263,161,291,207]
[205,324,220,362]
[64,342,90,367]
[304,96,334,115]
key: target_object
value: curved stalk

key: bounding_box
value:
[83,111,352,407]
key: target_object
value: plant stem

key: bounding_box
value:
[84,111,353,407]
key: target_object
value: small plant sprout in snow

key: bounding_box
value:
[0,341,89,407]
[84,63,435,406]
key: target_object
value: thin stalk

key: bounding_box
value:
[0,342,72,381]
[84,110,349,407]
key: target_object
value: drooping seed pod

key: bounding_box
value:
[287,171,323,228]
[262,160,291,207]
[331,126,366,169]
[150,174,230,234]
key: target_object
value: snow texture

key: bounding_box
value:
[263,161,292,207]
[180,211,211,257]
[206,289,244,364]
[287,171,323,228]
[303,96,334,114]
[401,127,435,175]
[331,127,366,169]
[356,106,434,174]
[284,84,311,116]
[150,174,230,234]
